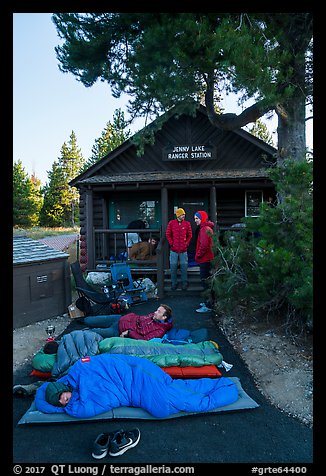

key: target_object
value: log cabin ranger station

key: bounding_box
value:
[70,105,277,297]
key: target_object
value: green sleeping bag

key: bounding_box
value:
[32,336,223,373]
[32,349,56,373]
[98,337,223,367]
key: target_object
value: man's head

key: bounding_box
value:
[194,210,208,224]
[148,236,158,246]
[153,304,173,321]
[175,208,186,221]
[45,382,72,407]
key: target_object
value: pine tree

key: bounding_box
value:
[40,131,85,227]
[246,119,275,147]
[83,109,131,171]
[39,161,66,227]
[212,159,313,330]
[52,13,312,162]
[13,160,43,227]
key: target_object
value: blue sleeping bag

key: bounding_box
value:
[35,354,238,419]
[163,327,209,344]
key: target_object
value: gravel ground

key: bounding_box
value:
[13,314,71,374]
[217,314,313,427]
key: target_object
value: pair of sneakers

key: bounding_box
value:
[196,302,212,313]
[92,428,140,459]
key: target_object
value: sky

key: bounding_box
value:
[13,13,145,184]
[13,13,312,185]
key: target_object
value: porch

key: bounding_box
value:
[86,228,203,298]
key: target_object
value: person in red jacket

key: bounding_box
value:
[118,304,173,340]
[194,210,215,313]
[166,208,192,291]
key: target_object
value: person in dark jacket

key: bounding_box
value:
[166,208,192,291]
[118,304,173,340]
[194,210,215,313]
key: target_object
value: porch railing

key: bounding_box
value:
[92,228,166,297]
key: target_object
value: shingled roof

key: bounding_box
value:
[77,168,269,185]
[13,236,69,265]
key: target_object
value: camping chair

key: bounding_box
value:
[70,261,115,315]
[110,263,148,305]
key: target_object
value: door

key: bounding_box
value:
[174,194,208,262]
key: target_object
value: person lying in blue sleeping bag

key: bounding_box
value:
[35,354,238,419]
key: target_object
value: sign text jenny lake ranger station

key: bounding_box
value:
[163,145,216,161]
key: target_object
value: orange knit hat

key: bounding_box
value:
[175,208,186,218]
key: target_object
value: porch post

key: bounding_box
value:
[102,198,108,260]
[210,186,217,225]
[161,186,168,237]
[158,186,169,297]
[85,188,94,270]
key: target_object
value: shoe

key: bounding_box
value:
[13,381,44,397]
[171,285,178,291]
[92,432,111,459]
[109,428,141,457]
[196,305,212,313]
[13,385,29,397]
[181,282,188,291]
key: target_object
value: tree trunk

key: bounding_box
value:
[276,94,306,164]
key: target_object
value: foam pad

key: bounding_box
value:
[17,377,259,425]
[162,365,222,378]
[30,370,52,379]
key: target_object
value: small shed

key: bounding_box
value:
[13,236,72,328]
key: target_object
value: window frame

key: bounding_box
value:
[245,190,263,217]
[108,195,161,229]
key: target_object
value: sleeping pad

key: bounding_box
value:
[34,354,238,418]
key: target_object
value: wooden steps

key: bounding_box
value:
[163,267,203,295]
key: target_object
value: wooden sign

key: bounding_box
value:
[163,145,215,161]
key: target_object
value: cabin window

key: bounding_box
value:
[245,191,263,217]
[109,199,160,228]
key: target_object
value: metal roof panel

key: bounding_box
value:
[13,236,69,265]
